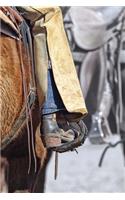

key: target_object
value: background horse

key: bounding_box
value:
[64,7,125,155]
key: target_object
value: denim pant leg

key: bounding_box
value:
[42,68,66,115]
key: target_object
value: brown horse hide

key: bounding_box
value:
[0,30,46,191]
[0,35,24,142]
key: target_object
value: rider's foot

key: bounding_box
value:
[41,112,88,152]
[40,113,75,149]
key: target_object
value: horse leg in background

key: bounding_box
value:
[6,106,47,193]
[31,150,52,193]
[88,47,113,144]
[79,50,105,143]
[89,79,113,144]
[120,65,125,160]
[79,50,101,133]
[0,157,8,193]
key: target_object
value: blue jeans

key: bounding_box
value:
[42,68,66,115]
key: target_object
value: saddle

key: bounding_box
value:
[0,7,24,36]
[68,7,124,50]
[94,7,124,27]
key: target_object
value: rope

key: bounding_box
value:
[54,152,58,180]
[16,15,37,174]
[98,138,125,167]
[20,20,37,173]
[18,39,32,173]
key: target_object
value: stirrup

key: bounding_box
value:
[52,120,88,153]
[88,112,111,144]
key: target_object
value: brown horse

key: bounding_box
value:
[0,7,47,192]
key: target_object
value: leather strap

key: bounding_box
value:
[52,120,88,153]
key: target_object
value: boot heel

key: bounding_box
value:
[43,135,61,148]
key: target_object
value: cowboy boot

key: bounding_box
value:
[40,113,75,149]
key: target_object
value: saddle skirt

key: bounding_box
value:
[68,7,124,50]
[68,7,107,50]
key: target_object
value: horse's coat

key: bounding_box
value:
[0,8,46,192]
[0,36,24,141]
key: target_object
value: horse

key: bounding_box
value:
[0,7,49,192]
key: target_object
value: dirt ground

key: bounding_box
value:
[45,135,125,193]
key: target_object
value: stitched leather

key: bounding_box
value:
[17,6,88,116]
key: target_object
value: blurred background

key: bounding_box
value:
[44,6,125,192]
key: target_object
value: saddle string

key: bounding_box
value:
[54,152,58,180]
[18,39,32,174]
[22,22,37,173]
[14,6,37,173]
[27,102,37,173]
[5,6,37,173]
[19,32,37,173]
[6,7,23,25]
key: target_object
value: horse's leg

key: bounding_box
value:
[7,130,47,193]
[120,65,125,160]
[7,107,47,193]
[31,150,52,193]
[78,51,101,141]
[79,51,98,99]
[79,49,109,143]
[0,157,8,193]
[88,48,113,144]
